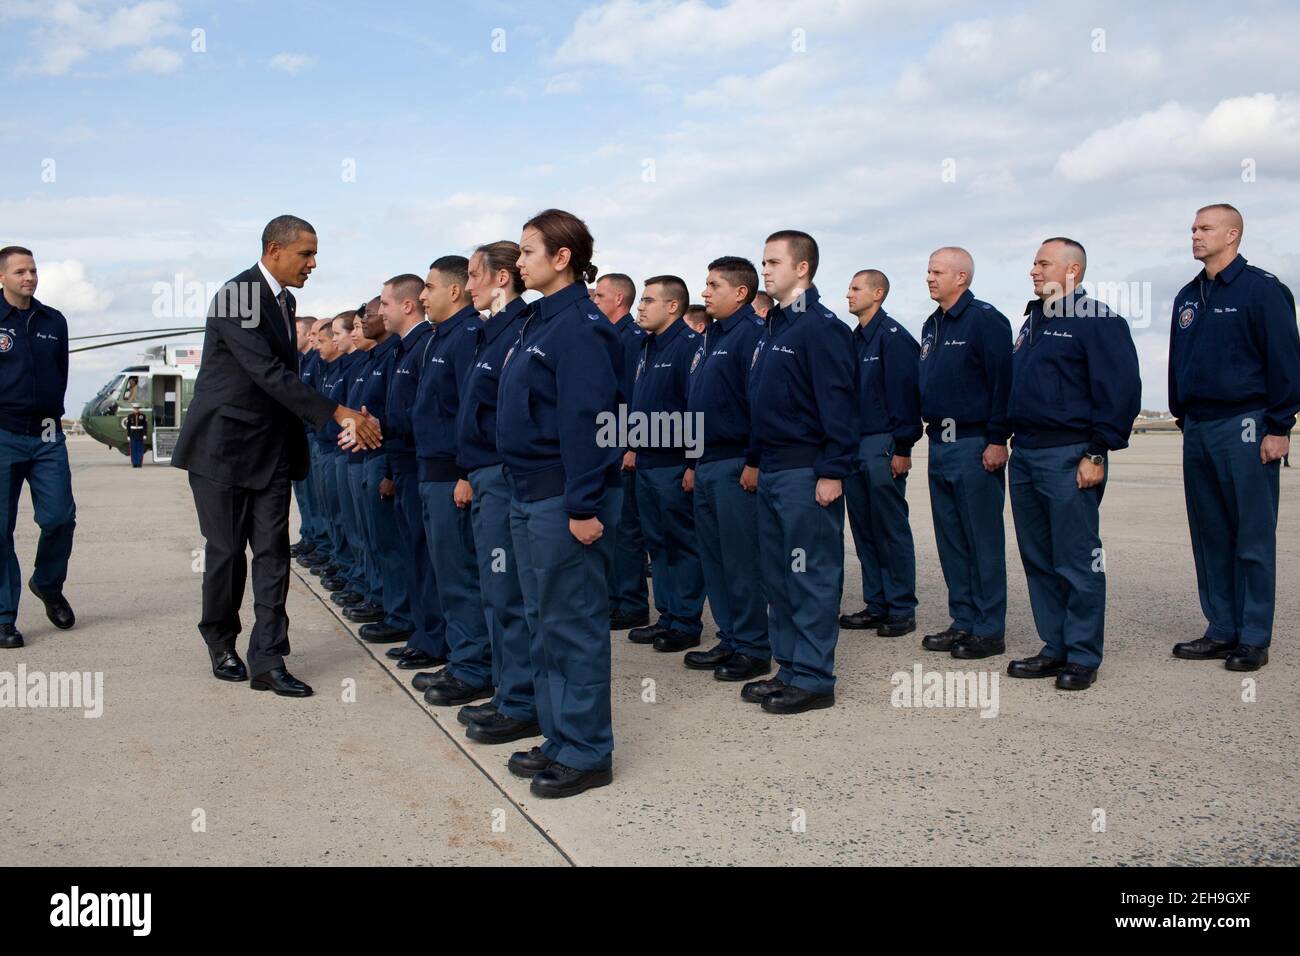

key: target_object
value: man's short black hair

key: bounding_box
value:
[707,256,759,305]
[765,229,819,280]
[429,255,469,288]
[0,245,34,271]
[644,275,689,314]
[261,215,316,253]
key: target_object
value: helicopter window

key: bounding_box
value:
[94,375,124,401]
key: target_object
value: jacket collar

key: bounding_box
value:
[0,295,47,323]
[770,285,823,328]
[1199,253,1247,286]
[717,302,758,336]
[535,281,589,322]
[397,319,432,355]
[651,315,691,349]
[853,308,891,347]
[482,295,527,345]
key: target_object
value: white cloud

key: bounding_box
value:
[684,56,840,110]
[554,0,906,65]
[1057,94,1300,182]
[126,45,182,73]
[268,52,316,74]
[544,72,581,95]
[37,260,114,314]
[6,0,182,75]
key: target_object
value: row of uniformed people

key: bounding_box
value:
[584,212,1293,701]
[288,202,1297,799]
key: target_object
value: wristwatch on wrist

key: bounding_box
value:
[1084,453,1105,466]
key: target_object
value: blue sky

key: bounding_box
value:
[3,0,1298,412]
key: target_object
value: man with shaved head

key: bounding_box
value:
[1170,204,1300,672]
[917,246,1012,661]
[378,273,445,672]
[1001,238,1140,690]
[592,272,650,630]
[840,268,922,639]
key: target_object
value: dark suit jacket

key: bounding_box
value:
[172,264,337,489]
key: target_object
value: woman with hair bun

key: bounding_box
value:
[496,208,623,798]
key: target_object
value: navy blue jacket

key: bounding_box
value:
[630,316,701,468]
[746,286,857,478]
[918,289,1013,444]
[346,348,374,465]
[615,313,646,413]
[316,355,354,453]
[1008,290,1141,455]
[854,309,922,456]
[496,282,622,518]
[413,305,481,482]
[686,302,765,465]
[0,296,69,436]
[299,350,320,434]
[382,320,433,477]
[1168,254,1300,435]
[457,296,528,475]
[354,333,401,463]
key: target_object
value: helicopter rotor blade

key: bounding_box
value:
[69,326,205,342]
[70,329,206,354]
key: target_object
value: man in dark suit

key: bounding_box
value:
[172,215,382,697]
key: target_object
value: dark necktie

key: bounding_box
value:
[275,290,294,344]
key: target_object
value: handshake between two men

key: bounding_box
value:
[334,404,384,452]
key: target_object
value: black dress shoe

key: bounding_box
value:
[922,626,970,651]
[762,686,835,714]
[1007,653,1068,679]
[1054,663,1097,690]
[1224,645,1268,671]
[331,590,364,606]
[741,677,788,703]
[530,762,613,799]
[358,622,413,644]
[458,703,498,726]
[714,653,771,681]
[0,624,23,649]
[1172,636,1238,660]
[28,580,75,630]
[653,630,701,653]
[508,746,554,778]
[628,622,668,644]
[610,610,651,630]
[309,564,328,577]
[466,713,542,745]
[294,554,316,567]
[289,540,308,556]
[250,666,313,697]
[839,607,886,629]
[396,650,444,670]
[424,676,493,707]
[344,604,385,624]
[412,669,451,692]
[209,649,248,682]
[684,642,734,670]
[385,645,412,660]
[877,617,916,637]
[319,576,346,591]
[951,634,1005,659]
[304,553,331,568]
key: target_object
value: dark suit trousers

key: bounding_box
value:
[189,449,294,675]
